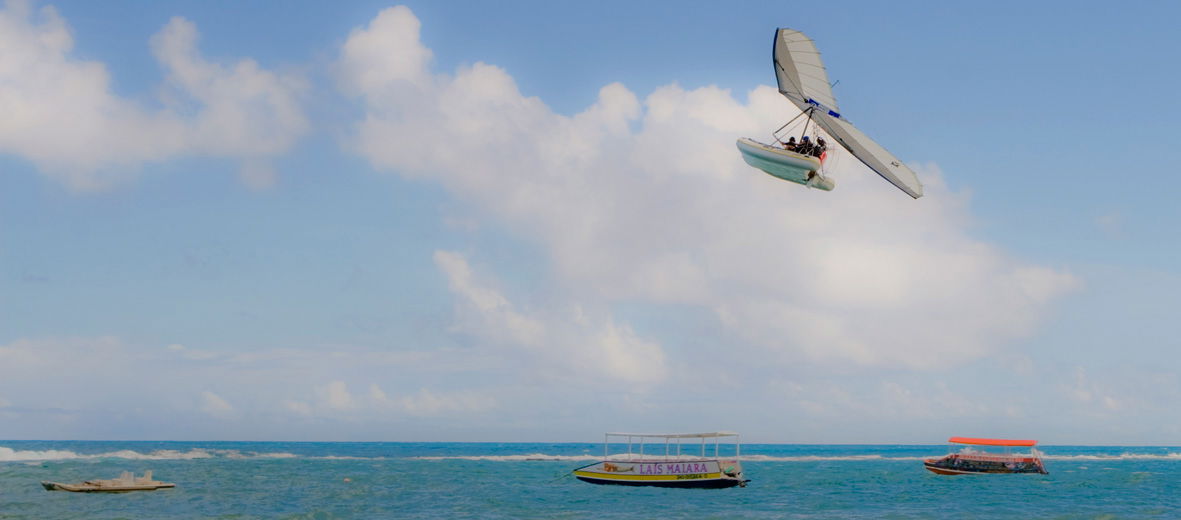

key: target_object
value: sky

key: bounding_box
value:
[3,0,1181,444]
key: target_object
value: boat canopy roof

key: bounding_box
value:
[606,432,739,439]
[948,437,1038,447]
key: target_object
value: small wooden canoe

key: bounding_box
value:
[42,471,175,492]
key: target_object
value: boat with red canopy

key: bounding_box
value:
[923,437,1048,475]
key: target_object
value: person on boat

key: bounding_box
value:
[797,136,813,155]
[781,136,797,151]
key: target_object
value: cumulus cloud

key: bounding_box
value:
[433,250,667,384]
[1065,366,1121,412]
[338,6,1077,370]
[316,381,357,410]
[0,1,307,190]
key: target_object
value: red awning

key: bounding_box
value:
[948,437,1037,447]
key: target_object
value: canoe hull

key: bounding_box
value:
[736,138,834,191]
[42,481,175,492]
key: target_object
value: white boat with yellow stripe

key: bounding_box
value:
[573,432,748,488]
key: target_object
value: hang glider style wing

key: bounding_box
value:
[811,114,923,198]
[772,29,838,115]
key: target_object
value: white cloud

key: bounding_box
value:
[1065,366,1122,412]
[338,6,1078,370]
[0,1,307,190]
[598,322,665,384]
[337,5,432,97]
[433,250,545,348]
[2,334,1177,442]
[375,386,496,416]
[283,400,313,417]
[0,336,515,435]
[276,383,497,419]
[199,391,233,416]
[433,250,667,384]
[316,381,356,410]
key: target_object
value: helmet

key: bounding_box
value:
[802,136,810,141]
[788,137,796,142]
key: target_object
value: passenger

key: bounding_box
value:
[814,137,827,158]
[782,136,797,151]
[797,136,813,156]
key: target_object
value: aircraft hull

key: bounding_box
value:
[736,138,833,191]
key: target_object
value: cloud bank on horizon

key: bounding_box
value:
[0,3,1104,441]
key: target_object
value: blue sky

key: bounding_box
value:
[3,0,1181,443]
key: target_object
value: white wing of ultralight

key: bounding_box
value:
[773,29,838,114]
[812,114,924,199]
[772,28,923,199]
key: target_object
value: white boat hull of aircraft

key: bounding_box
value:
[736,138,834,191]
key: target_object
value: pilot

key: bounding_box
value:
[781,136,797,151]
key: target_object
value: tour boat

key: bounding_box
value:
[42,471,175,492]
[923,437,1048,475]
[573,432,749,488]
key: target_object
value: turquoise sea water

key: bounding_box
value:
[2,441,1179,518]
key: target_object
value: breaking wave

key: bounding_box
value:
[412,453,931,462]
[1043,453,1181,461]
[0,446,299,462]
[412,452,1181,463]
[8,446,1180,464]
[413,454,601,462]
[741,454,928,462]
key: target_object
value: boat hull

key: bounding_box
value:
[573,459,747,489]
[573,474,745,488]
[41,481,175,492]
[736,138,833,191]
[923,457,1048,475]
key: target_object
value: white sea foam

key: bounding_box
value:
[411,452,1181,463]
[1043,453,1181,461]
[413,453,601,462]
[8,446,1178,463]
[740,454,928,462]
[0,446,301,462]
[317,455,386,460]
[412,453,930,462]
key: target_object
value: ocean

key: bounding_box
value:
[2,441,1178,518]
